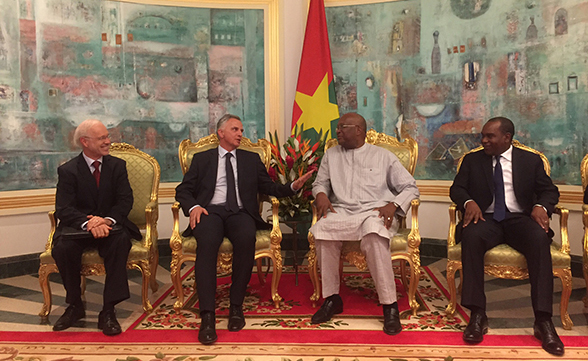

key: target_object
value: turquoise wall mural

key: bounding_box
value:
[0,0,264,191]
[326,0,588,184]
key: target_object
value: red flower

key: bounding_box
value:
[303,190,312,198]
[286,155,294,169]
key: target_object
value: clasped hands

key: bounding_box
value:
[86,215,112,238]
[314,192,398,230]
[189,169,316,229]
[462,201,550,232]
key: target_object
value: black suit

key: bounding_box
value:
[450,146,559,315]
[175,147,294,312]
[52,153,140,307]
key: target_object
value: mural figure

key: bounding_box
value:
[432,31,441,74]
[526,16,538,41]
[555,8,568,36]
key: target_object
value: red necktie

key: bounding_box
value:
[92,160,101,187]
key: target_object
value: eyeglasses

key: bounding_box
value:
[336,124,358,131]
[85,134,110,141]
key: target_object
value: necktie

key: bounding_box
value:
[92,160,101,187]
[493,155,506,221]
[225,153,239,213]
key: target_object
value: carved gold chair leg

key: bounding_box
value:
[584,263,588,308]
[399,260,409,292]
[407,260,420,316]
[256,258,265,286]
[308,233,321,307]
[445,260,461,316]
[132,262,153,313]
[270,255,283,308]
[554,268,573,330]
[149,248,159,293]
[38,264,58,318]
[171,255,188,311]
[81,276,86,295]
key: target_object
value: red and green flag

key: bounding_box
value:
[291,0,339,140]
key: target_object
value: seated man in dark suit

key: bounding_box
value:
[450,117,564,356]
[175,114,313,345]
[52,119,141,336]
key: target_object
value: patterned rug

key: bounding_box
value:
[133,265,469,336]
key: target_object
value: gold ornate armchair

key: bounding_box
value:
[39,143,161,318]
[307,129,421,315]
[169,134,284,311]
[445,140,573,330]
[580,153,588,307]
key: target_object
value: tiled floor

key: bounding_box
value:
[0,256,587,335]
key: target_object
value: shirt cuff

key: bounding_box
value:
[464,199,474,208]
[534,204,548,213]
[81,221,88,231]
[189,205,202,214]
[105,217,116,226]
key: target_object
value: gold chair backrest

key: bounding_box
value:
[324,129,418,175]
[581,154,588,191]
[110,143,160,228]
[178,134,272,175]
[456,140,550,175]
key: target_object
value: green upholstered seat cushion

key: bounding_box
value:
[40,238,148,265]
[181,229,272,254]
[447,242,570,268]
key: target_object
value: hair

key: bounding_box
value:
[488,116,515,139]
[216,114,241,135]
[73,119,104,148]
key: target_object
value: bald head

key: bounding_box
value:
[336,112,367,149]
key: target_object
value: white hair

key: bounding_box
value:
[73,119,104,148]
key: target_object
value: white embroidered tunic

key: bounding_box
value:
[310,143,419,241]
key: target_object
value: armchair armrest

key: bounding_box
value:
[554,204,570,255]
[407,198,421,248]
[143,201,158,249]
[45,210,57,251]
[447,203,458,247]
[170,202,183,253]
[267,196,283,246]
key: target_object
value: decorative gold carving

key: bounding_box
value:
[446,141,574,329]
[170,136,284,311]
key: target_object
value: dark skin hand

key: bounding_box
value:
[462,202,549,233]
[374,203,398,230]
[315,192,398,230]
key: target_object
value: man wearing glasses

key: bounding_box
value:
[51,119,140,336]
[309,112,419,335]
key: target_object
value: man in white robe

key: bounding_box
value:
[309,112,419,335]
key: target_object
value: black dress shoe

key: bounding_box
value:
[463,312,488,343]
[383,304,402,335]
[53,304,85,331]
[98,309,122,336]
[228,304,246,332]
[311,294,343,324]
[534,320,564,356]
[198,312,218,345]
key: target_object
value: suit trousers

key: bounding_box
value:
[191,205,257,312]
[460,212,554,315]
[52,231,132,306]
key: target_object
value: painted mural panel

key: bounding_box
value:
[326,0,588,184]
[0,0,264,191]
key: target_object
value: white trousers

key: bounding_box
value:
[316,232,397,305]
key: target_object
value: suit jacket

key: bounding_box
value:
[450,146,559,218]
[175,147,295,232]
[54,153,141,241]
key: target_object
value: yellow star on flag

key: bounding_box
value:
[294,73,339,136]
